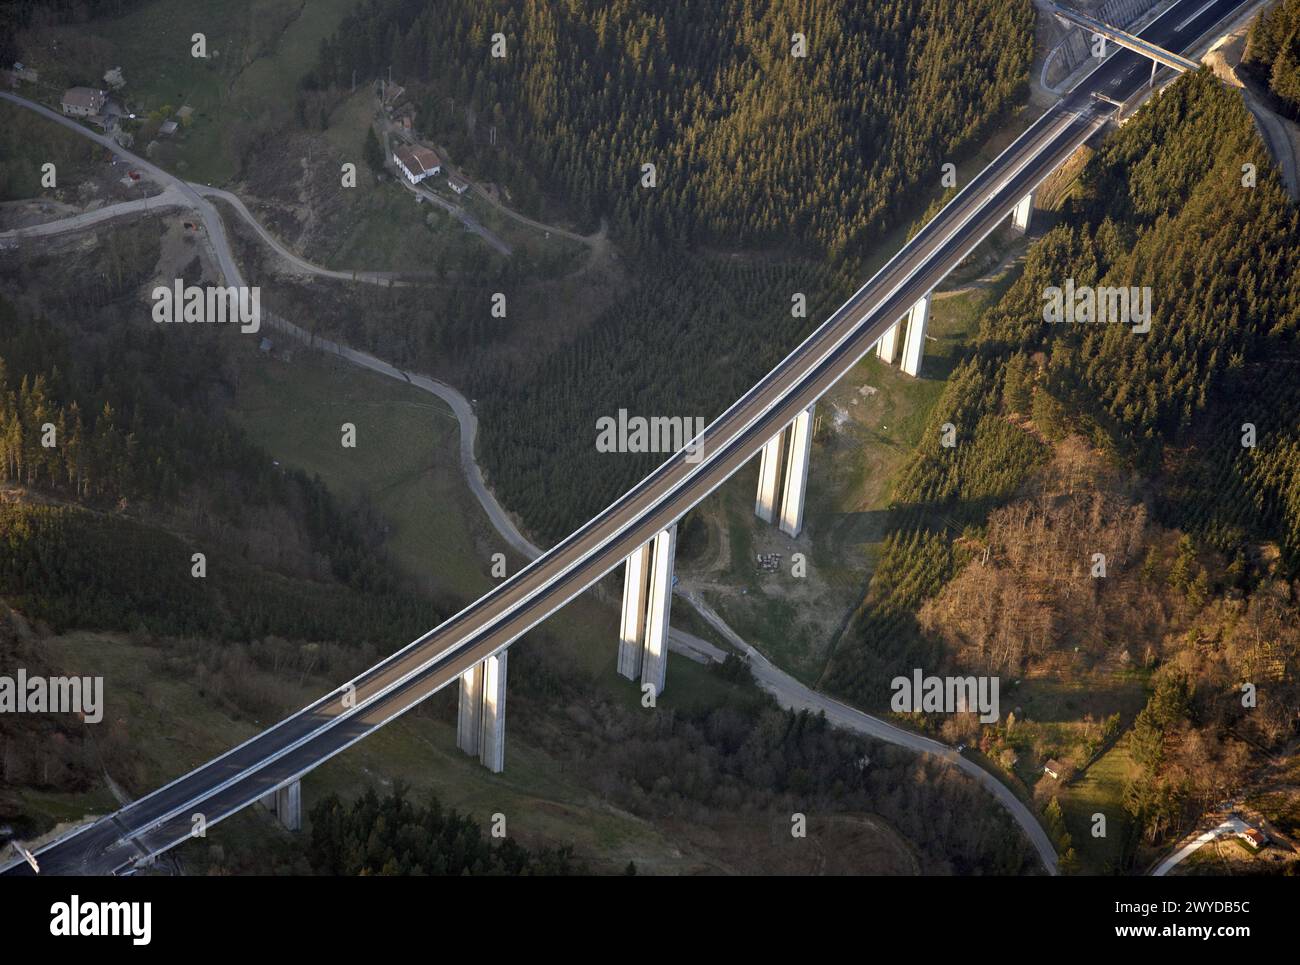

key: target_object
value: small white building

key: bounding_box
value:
[448,175,469,195]
[1237,826,1270,850]
[393,145,441,184]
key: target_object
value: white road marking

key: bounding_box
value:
[1176,0,1218,32]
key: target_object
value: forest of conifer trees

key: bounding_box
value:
[1245,0,1300,118]
[305,0,1034,256]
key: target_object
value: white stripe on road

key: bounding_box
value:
[1177,0,1218,32]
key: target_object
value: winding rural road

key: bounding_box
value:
[0,92,246,285]
[195,184,433,284]
[681,591,1060,871]
[3,89,1057,873]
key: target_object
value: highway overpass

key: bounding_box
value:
[1052,3,1201,74]
[4,0,1242,877]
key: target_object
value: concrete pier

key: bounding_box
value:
[618,525,677,697]
[641,526,677,698]
[778,404,815,537]
[900,293,931,378]
[754,432,784,523]
[262,780,302,831]
[876,320,900,364]
[479,650,508,773]
[618,543,652,679]
[456,661,483,756]
[1011,190,1035,233]
[457,651,508,772]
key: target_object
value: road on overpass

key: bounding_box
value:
[2,0,1251,875]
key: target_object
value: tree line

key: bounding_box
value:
[306,785,579,875]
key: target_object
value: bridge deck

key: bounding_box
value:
[1053,3,1201,72]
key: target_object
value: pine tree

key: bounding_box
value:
[363,126,385,173]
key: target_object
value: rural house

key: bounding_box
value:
[393,145,441,184]
[1236,826,1270,850]
[61,87,106,117]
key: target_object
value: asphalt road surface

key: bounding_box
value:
[0,185,187,239]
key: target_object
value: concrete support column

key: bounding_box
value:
[457,652,509,772]
[478,650,508,774]
[640,526,677,699]
[262,780,301,831]
[900,293,931,378]
[277,782,302,832]
[618,526,678,697]
[1011,190,1035,234]
[876,320,901,364]
[618,543,652,679]
[456,662,484,757]
[754,432,785,523]
[778,404,815,537]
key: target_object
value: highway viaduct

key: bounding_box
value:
[2,0,1252,875]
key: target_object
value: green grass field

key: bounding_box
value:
[1057,737,1139,874]
[306,90,517,273]
[230,341,488,601]
[0,101,107,200]
[453,186,590,272]
[29,0,358,183]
